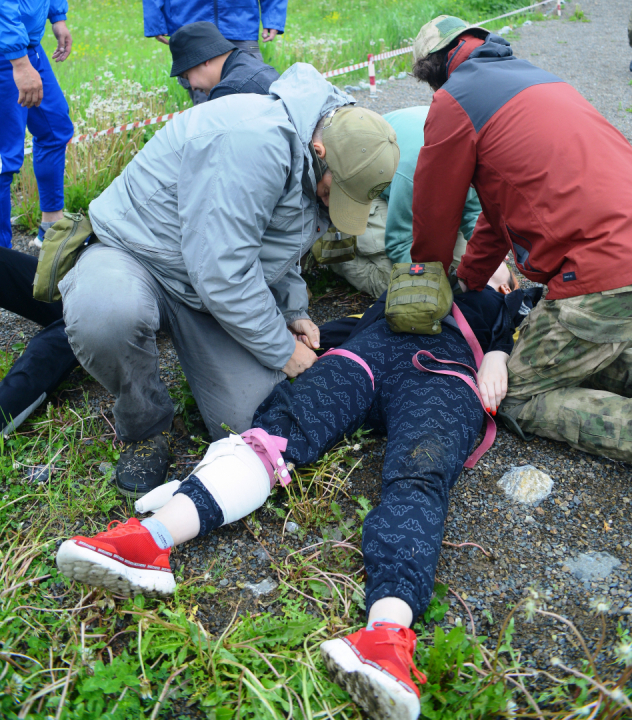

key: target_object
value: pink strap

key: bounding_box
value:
[412,348,497,468]
[451,303,484,368]
[241,428,291,488]
[320,348,375,390]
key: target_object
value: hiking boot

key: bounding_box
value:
[115,431,173,498]
[320,622,426,720]
[56,518,175,597]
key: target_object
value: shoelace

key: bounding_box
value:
[375,631,427,684]
[94,519,131,539]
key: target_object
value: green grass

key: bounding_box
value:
[1,402,631,718]
[12,0,550,232]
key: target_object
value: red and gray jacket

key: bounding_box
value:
[411,34,632,299]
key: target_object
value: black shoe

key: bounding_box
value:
[115,431,173,498]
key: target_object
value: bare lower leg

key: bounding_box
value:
[41,210,63,223]
[368,597,413,628]
[151,494,201,546]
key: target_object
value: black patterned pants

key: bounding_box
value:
[254,319,484,621]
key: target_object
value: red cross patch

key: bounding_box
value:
[409,264,425,275]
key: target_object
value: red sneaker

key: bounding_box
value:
[320,622,426,720]
[56,518,175,597]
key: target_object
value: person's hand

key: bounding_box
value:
[477,350,509,414]
[51,20,72,62]
[155,35,170,44]
[282,339,318,378]
[11,56,43,107]
[288,318,320,350]
[262,28,278,42]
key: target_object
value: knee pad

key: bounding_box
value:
[189,434,270,525]
[135,434,271,524]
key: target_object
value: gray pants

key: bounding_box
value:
[229,39,264,62]
[60,244,285,442]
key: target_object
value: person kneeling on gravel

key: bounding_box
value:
[327,105,482,298]
[57,260,531,720]
[59,64,399,500]
[168,21,279,105]
[410,16,632,463]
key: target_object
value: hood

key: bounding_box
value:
[446,33,513,78]
[269,63,355,149]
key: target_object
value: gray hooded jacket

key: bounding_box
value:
[88,64,353,370]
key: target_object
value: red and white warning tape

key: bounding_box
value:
[23,0,557,154]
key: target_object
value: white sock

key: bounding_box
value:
[367,617,401,630]
[141,517,174,549]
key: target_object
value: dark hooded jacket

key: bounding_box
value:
[411,34,632,300]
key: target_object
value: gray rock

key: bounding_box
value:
[27,465,49,483]
[253,546,270,563]
[286,521,300,534]
[99,462,113,475]
[498,25,513,36]
[344,85,361,93]
[523,20,533,25]
[497,465,553,504]
[245,577,278,597]
[219,578,229,587]
[397,71,408,79]
[566,552,621,582]
[358,80,371,90]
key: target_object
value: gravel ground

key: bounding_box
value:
[4,0,631,694]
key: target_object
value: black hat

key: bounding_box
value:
[169,21,236,77]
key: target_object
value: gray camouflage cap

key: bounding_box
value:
[413,15,489,61]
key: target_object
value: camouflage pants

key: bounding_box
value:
[502,285,632,462]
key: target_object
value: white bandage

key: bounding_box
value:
[189,434,270,526]
[135,479,182,514]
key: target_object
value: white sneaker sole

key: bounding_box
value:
[56,540,176,597]
[320,638,420,720]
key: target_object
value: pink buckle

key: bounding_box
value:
[241,428,291,488]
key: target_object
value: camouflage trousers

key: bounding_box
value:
[502,285,632,462]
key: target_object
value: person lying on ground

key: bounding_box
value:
[168,21,279,105]
[56,262,532,720]
[327,105,481,298]
[59,64,399,500]
[410,15,632,463]
[0,247,78,435]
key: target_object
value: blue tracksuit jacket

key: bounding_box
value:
[0,0,68,59]
[142,0,287,40]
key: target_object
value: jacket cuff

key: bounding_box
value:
[3,49,28,60]
[285,312,310,325]
[48,13,67,23]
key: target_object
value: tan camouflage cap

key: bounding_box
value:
[322,106,399,236]
[413,15,489,61]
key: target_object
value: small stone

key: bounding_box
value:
[253,547,269,563]
[27,465,49,484]
[219,579,229,587]
[99,462,113,475]
[286,521,300,534]
[358,80,371,90]
[344,84,361,93]
[397,71,407,79]
[498,25,513,36]
[245,577,278,597]
[523,20,533,25]
[497,465,553,504]
[525,515,535,524]
[566,551,621,582]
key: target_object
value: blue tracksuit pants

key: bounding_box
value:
[0,44,74,248]
[252,320,484,620]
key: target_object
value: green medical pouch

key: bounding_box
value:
[385,262,453,334]
[33,212,94,303]
[311,227,356,264]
